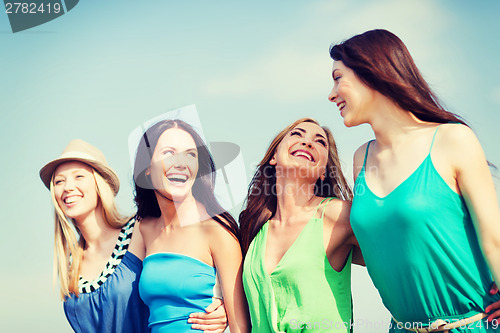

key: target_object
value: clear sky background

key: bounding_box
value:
[1,1,499,332]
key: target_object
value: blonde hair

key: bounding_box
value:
[51,168,129,299]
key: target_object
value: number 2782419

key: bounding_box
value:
[5,2,62,14]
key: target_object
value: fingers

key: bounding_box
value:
[489,282,499,295]
[189,299,227,322]
[189,305,227,326]
[204,298,223,313]
[487,309,500,323]
[189,306,226,322]
[189,321,226,332]
[188,315,226,326]
[485,299,500,322]
[188,298,228,331]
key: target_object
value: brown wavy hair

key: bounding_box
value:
[238,118,352,254]
[329,29,466,125]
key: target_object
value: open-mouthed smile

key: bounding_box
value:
[63,195,82,207]
[291,149,315,162]
[165,173,189,184]
[337,101,346,111]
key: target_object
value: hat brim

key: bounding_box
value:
[39,157,120,195]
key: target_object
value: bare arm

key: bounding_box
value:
[128,218,146,260]
[444,125,500,283]
[338,199,365,266]
[351,143,371,266]
[440,125,500,321]
[353,142,370,182]
[324,199,365,267]
[209,222,250,333]
[351,236,365,266]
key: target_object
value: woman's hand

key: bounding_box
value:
[485,282,500,322]
[188,298,228,332]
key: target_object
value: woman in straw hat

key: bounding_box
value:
[133,119,250,333]
[40,139,228,333]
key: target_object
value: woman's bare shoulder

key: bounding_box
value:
[353,141,373,180]
[322,198,351,227]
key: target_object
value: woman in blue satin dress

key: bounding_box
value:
[133,119,250,333]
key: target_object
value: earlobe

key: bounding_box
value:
[320,173,325,181]
[269,155,277,166]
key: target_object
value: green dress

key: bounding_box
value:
[243,198,353,332]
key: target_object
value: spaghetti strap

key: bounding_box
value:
[320,197,334,220]
[429,125,441,154]
[313,197,329,217]
[363,140,375,169]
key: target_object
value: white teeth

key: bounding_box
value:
[293,151,313,161]
[65,196,79,204]
[167,174,188,183]
[339,102,346,110]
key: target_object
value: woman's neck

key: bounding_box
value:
[155,191,208,229]
[369,97,427,149]
[273,174,317,223]
[74,206,118,251]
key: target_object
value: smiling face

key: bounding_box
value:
[270,121,328,182]
[147,127,199,201]
[53,161,100,222]
[328,60,376,127]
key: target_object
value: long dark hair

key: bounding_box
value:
[329,29,467,125]
[238,118,352,254]
[133,119,240,241]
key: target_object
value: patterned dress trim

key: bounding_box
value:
[78,218,135,293]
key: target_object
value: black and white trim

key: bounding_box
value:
[78,218,135,293]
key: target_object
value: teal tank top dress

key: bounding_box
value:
[243,198,353,333]
[139,253,217,332]
[350,127,499,332]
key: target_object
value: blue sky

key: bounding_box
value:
[1,1,499,332]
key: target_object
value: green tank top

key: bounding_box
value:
[243,198,353,333]
[351,127,499,331]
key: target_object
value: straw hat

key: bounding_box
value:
[39,139,120,195]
